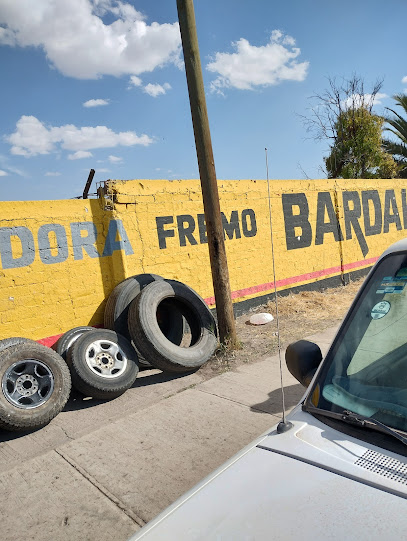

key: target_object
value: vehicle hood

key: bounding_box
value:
[131,409,407,540]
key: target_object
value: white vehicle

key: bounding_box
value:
[130,239,407,540]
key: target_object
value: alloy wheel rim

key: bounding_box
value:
[2,359,54,409]
[84,340,128,378]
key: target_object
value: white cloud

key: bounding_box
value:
[45,171,61,176]
[108,155,122,163]
[129,75,143,87]
[97,168,110,173]
[0,0,181,79]
[68,150,93,160]
[402,76,407,84]
[83,98,110,107]
[342,92,388,109]
[7,115,54,156]
[143,82,171,97]
[0,170,8,176]
[207,30,309,94]
[7,115,154,157]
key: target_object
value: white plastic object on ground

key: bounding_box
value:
[249,312,274,325]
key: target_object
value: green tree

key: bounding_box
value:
[325,106,397,179]
[303,75,396,179]
[383,94,407,178]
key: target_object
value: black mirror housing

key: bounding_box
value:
[285,340,323,387]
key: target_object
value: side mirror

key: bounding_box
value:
[285,340,322,387]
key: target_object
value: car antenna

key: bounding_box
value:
[265,148,293,434]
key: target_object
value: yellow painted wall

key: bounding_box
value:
[0,199,117,340]
[334,179,407,268]
[1,178,407,342]
[108,179,345,303]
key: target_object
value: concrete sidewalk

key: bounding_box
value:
[0,326,338,541]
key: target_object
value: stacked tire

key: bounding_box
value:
[104,274,218,373]
[0,275,218,432]
[127,279,218,373]
[103,274,185,367]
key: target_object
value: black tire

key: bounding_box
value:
[104,274,164,338]
[105,274,185,367]
[0,337,37,354]
[128,280,218,373]
[0,343,71,431]
[54,326,94,360]
[67,329,139,399]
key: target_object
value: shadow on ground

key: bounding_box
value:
[133,369,196,388]
[63,368,190,412]
[250,383,304,415]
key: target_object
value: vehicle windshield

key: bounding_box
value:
[307,251,407,433]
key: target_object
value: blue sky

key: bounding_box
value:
[0,0,406,201]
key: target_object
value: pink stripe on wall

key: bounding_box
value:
[204,256,378,305]
[37,334,63,348]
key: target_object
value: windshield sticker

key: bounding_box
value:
[376,276,407,294]
[371,301,391,319]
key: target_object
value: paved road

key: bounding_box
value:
[0,327,337,541]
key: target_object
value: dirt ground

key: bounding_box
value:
[202,276,365,378]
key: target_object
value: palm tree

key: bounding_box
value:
[383,94,407,178]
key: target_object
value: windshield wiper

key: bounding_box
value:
[341,410,407,446]
[304,404,407,446]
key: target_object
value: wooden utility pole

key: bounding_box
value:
[176,0,238,347]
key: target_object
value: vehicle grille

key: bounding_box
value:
[355,450,407,484]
